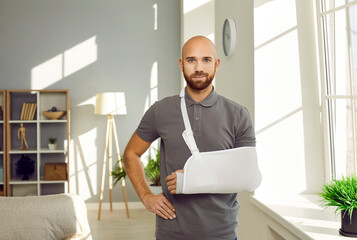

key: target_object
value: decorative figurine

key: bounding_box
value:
[17,123,29,150]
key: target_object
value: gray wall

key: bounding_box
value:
[0,0,181,202]
[215,0,254,118]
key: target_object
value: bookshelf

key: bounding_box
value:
[5,90,70,196]
[0,90,5,196]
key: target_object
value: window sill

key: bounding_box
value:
[250,194,354,240]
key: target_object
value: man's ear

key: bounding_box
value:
[215,58,221,71]
[178,58,183,72]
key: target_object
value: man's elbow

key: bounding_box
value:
[123,148,131,169]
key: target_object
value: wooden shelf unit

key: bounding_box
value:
[4,89,70,196]
[0,90,5,196]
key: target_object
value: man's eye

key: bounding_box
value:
[188,59,195,63]
[203,59,211,62]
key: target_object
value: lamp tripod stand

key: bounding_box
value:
[98,114,130,220]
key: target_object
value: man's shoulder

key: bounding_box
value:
[151,94,180,110]
[216,93,246,112]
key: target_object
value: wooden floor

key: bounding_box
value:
[88,208,156,240]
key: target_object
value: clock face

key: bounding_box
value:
[223,19,231,56]
[222,18,237,57]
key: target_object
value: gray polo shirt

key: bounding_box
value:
[136,87,256,240]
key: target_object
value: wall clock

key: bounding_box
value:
[222,18,237,57]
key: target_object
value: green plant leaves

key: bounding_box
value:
[145,149,161,186]
[111,159,126,187]
[319,175,357,222]
[111,148,161,187]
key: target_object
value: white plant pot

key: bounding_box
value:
[48,143,57,150]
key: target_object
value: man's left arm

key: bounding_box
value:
[235,107,256,148]
[166,106,258,194]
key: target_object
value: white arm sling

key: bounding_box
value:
[175,88,262,194]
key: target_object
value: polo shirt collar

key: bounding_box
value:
[185,87,218,107]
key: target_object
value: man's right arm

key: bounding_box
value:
[123,132,176,220]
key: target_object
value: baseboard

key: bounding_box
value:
[86,201,144,210]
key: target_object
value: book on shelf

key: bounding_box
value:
[20,103,37,120]
[25,103,30,120]
[30,103,37,120]
[20,103,26,120]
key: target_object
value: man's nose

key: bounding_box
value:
[194,61,203,72]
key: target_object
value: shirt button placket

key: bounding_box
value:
[193,104,201,134]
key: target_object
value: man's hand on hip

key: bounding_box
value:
[142,193,176,220]
[166,170,184,194]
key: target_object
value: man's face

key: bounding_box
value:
[179,38,220,91]
[182,57,217,91]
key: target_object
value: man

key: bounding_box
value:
[123,36,255,240]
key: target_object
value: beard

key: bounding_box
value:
[183,68,215,91]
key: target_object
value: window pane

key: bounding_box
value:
[350,5,357,95]
[329,99,355,177]
[322,0,357,12]
[324,10,350,95]
[322,0,347,12]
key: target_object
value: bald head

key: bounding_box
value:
[179,36,220,93]
[181,36,217,59]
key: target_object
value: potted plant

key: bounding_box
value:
[48,137,57,150]
[145,148,161,194]
[111,157,126,187]
[319,175,357,237]
[16,155,35,180]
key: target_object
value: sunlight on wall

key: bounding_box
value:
[141,62,159,166]
[206,33,215,43]
[31,36,97,89]
[72,128,98,200]
[254,0,307,195]
[31,54,62,89]
[255,30,302,130]
[256,111,306,195]
[182,0,214,43]
[64,36,97,77]
[77,95,96,107]
[153,4,158,31]
[254,0,297,47]
[183,0,211,14]
[150,61,158,104]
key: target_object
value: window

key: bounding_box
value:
[319,0,357,178]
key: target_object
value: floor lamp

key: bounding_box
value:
[95,92,130,220]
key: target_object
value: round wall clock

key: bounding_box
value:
[222,18,237,57]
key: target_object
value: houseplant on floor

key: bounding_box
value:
[145,148,161,194]
[112,149,161,193]
[319,175,357,237]
[111,157,126,187]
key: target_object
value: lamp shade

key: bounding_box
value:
[94,92,127,115]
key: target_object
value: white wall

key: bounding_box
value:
[0,0,181,203]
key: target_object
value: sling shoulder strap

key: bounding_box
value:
[179,88,201,160]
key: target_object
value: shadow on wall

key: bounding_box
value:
[0,0,180,202]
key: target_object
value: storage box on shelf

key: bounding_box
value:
[5,90,70,196]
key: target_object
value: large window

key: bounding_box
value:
[320,0,357,178]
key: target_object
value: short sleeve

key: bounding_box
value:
[235,107,256,148]
[136,103,160,143]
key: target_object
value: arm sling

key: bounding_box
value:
[175,88,262,194]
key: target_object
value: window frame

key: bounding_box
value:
[317,0,357,180]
